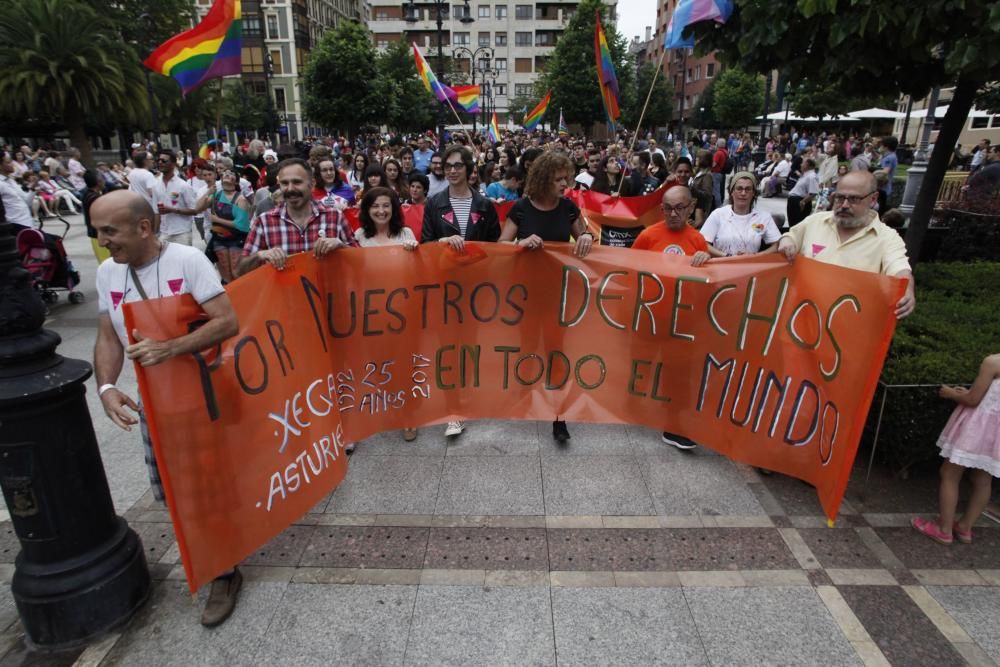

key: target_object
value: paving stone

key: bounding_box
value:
[538,422,632,456]
[350,426,448,457]
[927,586,1000,663]
[875,527,1000,570]
[844,466,944,515]
[548,529,659,571]
[807,569,835,587]
[405,585,555,666]
[423,527,547,570]
[435,457,543,515]
[685,586,862,666]
[639,455,766,516]
[325,455,442,515]
[132,522,176,565]
[252,584,414,666]
[759,472,826,516]
[243,525,316,567]
[0,524,19,564]
[299,525,428,569]
[542,457,654,516]
[797,528,883,569]
[444,419,540,456]
[551,587,708,666]
[839,585,965,667]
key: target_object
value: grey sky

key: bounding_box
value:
[614,0,658,45]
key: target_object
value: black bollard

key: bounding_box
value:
[0,199,150,647]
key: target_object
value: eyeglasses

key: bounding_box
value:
[661,203,691,215]
[444,162,465,171]
[157,158,171,163]
[732,186,755,193]
[831,191,875,206]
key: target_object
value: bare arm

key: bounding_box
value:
[94,313,139,430]
[940,355,1000,407]
[498,219,519,243]
[126,293,239,366]
[893,269,916,319]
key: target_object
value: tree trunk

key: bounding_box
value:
[180,130,199,155]
[67,118,94,169]
[904,77,978,263]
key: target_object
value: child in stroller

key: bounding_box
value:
[16,227,84,305]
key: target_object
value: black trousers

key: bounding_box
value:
[786,196,811,227]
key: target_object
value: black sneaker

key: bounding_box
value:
[553,419,570,443]
[661,432,697,450]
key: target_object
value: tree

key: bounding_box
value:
[790,79,896,118]
[0,0,148,166]
[710,67,764,129]
[220,82,277,139]
[302,22,384,138]
[691,0,1000,261]
[376,40,437,133]
[540,0,634,134]
[622,62,673,135]
[692,80,719,129]
[154,75,223,152]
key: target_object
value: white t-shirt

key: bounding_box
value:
[153,174,196,236]
[0,174,36,229]
[789,170,820,198]
[128,168,158,208]
[700,206,782,257]
[354,226,416,247]
[772,160,792,178]
[96,243,225,347]
[574,172,595,189]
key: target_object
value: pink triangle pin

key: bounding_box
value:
[110,291,124,310]
[167,278,184,295]
[811,243,826,256]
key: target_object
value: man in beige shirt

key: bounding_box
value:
[777,171,916,319]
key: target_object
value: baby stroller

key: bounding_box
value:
[16,227,84,305]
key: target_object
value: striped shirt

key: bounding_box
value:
[450,195,472,237]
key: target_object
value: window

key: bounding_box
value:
[706,63,715,78]
[495,5,506,19]
[515,83,532,97]
[495,33,507,46]
[515,5,531,19]
[494,84,506,96]
[269,49,283,75]
[243,16,261,36]
[971,116,990,129]
[453,32,470,45]
[478,4,490,17]
[515,57,531,73]
[376,35,391,48]
[454,4,470,19]
[266,15,279,39]
[495,57,507,70]
[686,68,692,82]
[479,32,490,47]
[241,47,264,73]
[514,31,531,46]
[274,88,287,111]
[694,64,701,80]
[535,33,554,46]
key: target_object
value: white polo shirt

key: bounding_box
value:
[153,174,196,237]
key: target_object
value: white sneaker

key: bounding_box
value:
[444,421,465,437]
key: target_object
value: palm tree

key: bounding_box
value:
[0,0,148,166]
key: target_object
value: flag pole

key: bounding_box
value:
[616,49,667,196]
[442,96,481,163]
[216,78,224,147]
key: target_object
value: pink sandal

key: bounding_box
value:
[952,523,973,544]
[911,517,953,545]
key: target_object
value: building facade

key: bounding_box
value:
[195,0,371,140]
[367,0,617,125]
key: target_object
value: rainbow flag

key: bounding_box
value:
[143,0,242,95]
[664,0,734,49]
[488,112,500,143]
[452,85,481,113]
[197,139,222,159]
[594,12,621,133]
[413,43,456,103]
[523,91,552,131]
[558,108,568,135]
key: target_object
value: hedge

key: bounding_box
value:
[861,261,1000,473]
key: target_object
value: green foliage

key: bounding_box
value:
[219,82,277,136]
[154,74,222,148]
[863,261,1000,471]
[621,62,673,133]
[976,82,1000,114]
[0,0,148,164]
[540,0,634,131]
[302,22,384,136]
[692,80,718,129]
[790,80,896,118]
[710,67,764,128]
[376,40,437,133]
[82,0,196,52]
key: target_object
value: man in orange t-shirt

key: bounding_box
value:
[631,184,710,451]
[632,185,711,265]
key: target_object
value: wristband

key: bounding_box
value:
[579,232,594,239]
[98,383,117,397]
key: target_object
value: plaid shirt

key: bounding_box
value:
[242,201,358,256]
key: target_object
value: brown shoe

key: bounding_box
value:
[201,567,243,627]
[403,428,417,442]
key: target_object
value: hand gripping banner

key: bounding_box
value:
[125,244,904,591]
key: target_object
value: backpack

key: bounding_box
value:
[723,151,735,174]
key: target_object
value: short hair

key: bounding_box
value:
[275,157,313,181]
[399,146,413,159]
[408,172,429,191]
[802,158,817,171]
[633,151,651,168]
[586,148,601,158]
[359,186,404,238]
[675,156,693,169]
[503,165,525,181]
[134,151,149,168]
[696,150,713,169]
[524,150,573,199]
[83,169,99,188]
[158,148,176,163]
[881,208,905,229]
[443,145,475,178]
[881,136,898,151]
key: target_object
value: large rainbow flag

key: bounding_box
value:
[452,85,481,113]
[594,12,621,133]
[487,112,500,143]
[144,0,242,95]
[664,0,734,49]
[413,43,456,103]
[523,91,552,131]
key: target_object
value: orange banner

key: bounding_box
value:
[125,244,903,591]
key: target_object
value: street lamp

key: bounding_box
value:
[405,0,474,143]
[452,45,496,133]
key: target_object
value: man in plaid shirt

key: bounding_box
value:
[238,157,358,275]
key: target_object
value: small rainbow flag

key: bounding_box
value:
[488,112,500,143]
[413,43,456,103]
[558,108,568,135]
[143,0,242,95]
[452,85,481,113]
[594,12,621,133]
[197,139,221,159]
[523,91,552,131]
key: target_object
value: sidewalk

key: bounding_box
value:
[0,214,996,666]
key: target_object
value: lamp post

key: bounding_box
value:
[406,0,474,143]
[452,45,496,133]
[138,13,160,143]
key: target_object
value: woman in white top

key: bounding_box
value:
[700,172,781,258]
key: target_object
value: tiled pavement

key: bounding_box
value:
[0,217,997,666]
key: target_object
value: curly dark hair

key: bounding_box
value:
[359,186,404,239]
[524,150,573,200]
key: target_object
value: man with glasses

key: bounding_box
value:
[420,145,501,438]
[153,149,197,246]
[427,153,448,197]
[777,170,915,319]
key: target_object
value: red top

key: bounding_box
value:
[712,148,728,173]
[632,223,708,255]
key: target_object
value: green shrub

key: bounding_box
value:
[861,261,1000,472]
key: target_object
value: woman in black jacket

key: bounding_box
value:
[420,145,501,251]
